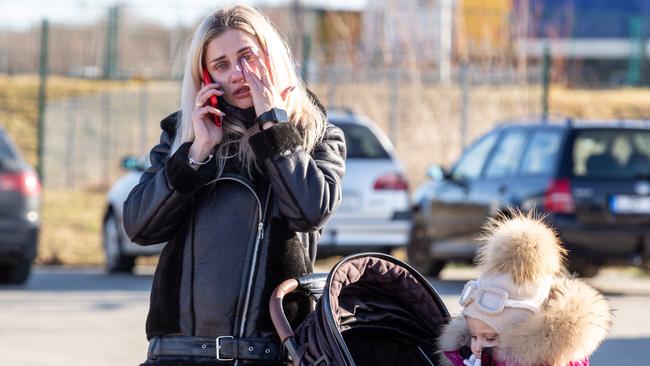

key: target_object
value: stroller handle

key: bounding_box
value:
[270,272,328,343]
[270,278,300,343]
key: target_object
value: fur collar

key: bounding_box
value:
[438,277,612,366]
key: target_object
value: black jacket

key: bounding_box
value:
[123,111,346,342]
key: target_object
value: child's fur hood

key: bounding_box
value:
[437,276,612,366]
[477,212,566,287]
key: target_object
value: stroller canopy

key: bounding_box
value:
[294,253,450,366]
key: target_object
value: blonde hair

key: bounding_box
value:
[172,5,327,177]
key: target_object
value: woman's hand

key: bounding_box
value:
[240,48,295,121]
[190,82,226,162]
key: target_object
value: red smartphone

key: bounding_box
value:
[202,68,222,127]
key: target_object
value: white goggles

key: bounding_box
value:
[459,280,541,315]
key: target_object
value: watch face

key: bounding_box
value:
[273,108,289,123]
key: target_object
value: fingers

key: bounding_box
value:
[241,58,263,90]
[241,50,272,89]
[199,80,222,92]
[192,105,225,120]
[259,48,277,87]
[251,48,273,86]
[195,87,224,108]
[250,48,294,103]
[280,85,296,102]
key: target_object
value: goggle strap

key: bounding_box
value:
[504,299,540,313]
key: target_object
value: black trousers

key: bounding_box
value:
[140,356,288,366]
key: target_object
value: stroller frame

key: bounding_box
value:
[270,253,450,366]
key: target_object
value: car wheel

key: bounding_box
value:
[568,258,600,278]
[103,212,135,273]
[407,223,446,277]
[0,260,31,284]
[428,260,447,278]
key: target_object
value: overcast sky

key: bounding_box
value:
[0,0,368,30]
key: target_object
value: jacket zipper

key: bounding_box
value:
[238,188,271,338]
[208,176,270,364]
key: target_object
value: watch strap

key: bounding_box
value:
[256,108,288,126]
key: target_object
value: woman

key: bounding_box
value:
[123,5,346,365]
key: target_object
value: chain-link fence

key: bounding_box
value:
[1,2,547,265]
[0,5,546,189]
[310,61,542,189]
[42,82,179,189]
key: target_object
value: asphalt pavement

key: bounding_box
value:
[0,265,648,366]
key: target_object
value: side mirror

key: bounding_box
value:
[121,156,146,171]
[426,165,448,182]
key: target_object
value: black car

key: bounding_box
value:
[0,127,40,284]
[408,119,650,277]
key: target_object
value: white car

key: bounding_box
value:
[103,157,163,273]
[102,109,411,272]
[319,109,411,257]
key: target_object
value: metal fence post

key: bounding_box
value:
[104,6,120,79]
[388,67,400,147]
[541,44,550,121]
[100,92,111,185]
[627,16,644,86]
[36,19,49,183]
[326,65,339,107]
[460,62,468,149]
[65,98,78,188]
[139,83,149,155]
[302,34,312,84]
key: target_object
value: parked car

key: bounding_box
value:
[103,156,163,273]
[408,118,650,277]
[102,109,411,272]
[0,126,41,284]
[318,109,411,257]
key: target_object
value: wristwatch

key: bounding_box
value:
[256,108,289,128]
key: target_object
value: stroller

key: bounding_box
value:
[270,253,450,366]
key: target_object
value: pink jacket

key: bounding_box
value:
[437,278,610,366]
[442,349,589,366]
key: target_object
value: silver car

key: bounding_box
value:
[102,109,411,272]
[103,157,162,273]
[318,110,411,257]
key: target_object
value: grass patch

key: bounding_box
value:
[37,189,106,266]
[4,75,650,267]
[550,86,650,119]
[0,74,146,166]
[0,75,151,266]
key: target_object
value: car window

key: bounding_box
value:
[520,130,563,176]
[483,129,527,179]
[0,132,17,160]
[451,131,498,181]
[334,123,390,159]
[573,129,650,178]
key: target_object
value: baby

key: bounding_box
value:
[438,213,611,366]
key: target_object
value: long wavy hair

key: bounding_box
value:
[172,5,327,177]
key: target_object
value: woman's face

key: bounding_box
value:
[203,28,262,109]
[466,316,500,360]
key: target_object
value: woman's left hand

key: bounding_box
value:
[240,48,295,119]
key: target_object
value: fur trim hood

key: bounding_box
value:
[438,276,612,366]
[477,213,567,287]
